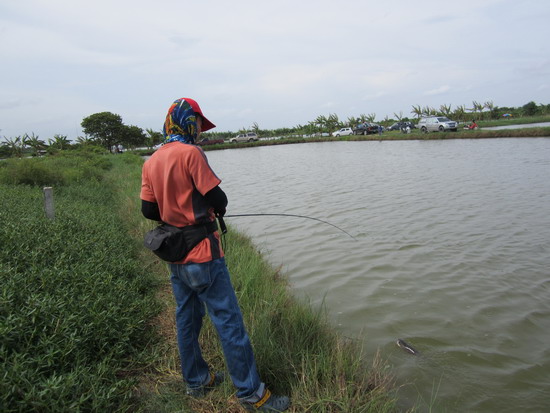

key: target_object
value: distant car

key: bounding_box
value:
[197,138,225,146]
[417,117,458,132]
[387,121,416,131]
[332,127,354,137]
[353,123,379,135]
[229,132,259,143]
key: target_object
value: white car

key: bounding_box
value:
[332,127,353,137]
[417,117,458,132]
[229,132,259,143]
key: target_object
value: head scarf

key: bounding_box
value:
[163,98,199,145]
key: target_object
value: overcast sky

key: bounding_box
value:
[1,0,549,139]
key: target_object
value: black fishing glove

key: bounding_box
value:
[205,185,228,217]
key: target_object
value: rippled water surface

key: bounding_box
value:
[206,138,550,412]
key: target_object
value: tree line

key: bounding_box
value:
[0,112,164,158]
[203,100,550,140]
[1,100,549,157]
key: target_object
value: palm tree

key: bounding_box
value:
[2,136,26,157]
[327,113,340,132]
[48,135,71,150]
[76,136,91,145]
[314,115,328,133]
[421,106,437,117]
[23,133,47,156]
[308,120,321,135]
[366,113,376,123]
[470,101,484,120]
[145,129,163,148]
[453,105,467,123]
[411,105,423,119]
[347,116,358,128]
[393,111,404,122]
[251,122,260,136]
[439,104,452,117]
[484,101,497,119]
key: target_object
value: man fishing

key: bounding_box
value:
[140,97,290,412]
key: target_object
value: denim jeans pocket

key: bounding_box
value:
[182,262,212,291]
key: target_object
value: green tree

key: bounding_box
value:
[393,111,404,122]
[81,112,125,150]
[439,104,452,117]
[313,115,328,133]
[48,134,71,151]
[23,133,47,156]
[483,101,499,119]
[2,136,26,158]
[251,122,260,136]
[453,105,467,122]
[420,106,435,117]
[75,136,93,146]
[522,101,539,116]
[326,113,340,132]
[145,129,164,148]
[347,116,359,128]
[411,105,423,119]
[120,125,146,148]
[469,101,484,120]
[365,113,376,123]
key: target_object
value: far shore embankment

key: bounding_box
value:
[135,125,550,156]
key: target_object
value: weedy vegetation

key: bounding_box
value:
[0,150,161,412]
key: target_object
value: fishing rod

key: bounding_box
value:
[218,213,357,241]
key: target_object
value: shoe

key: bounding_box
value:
[239,389,290,412]
[186,372,225,397]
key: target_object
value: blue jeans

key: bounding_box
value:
[169,258,264,400]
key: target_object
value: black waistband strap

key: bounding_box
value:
[184,220,218,236]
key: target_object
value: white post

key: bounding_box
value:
[43,187,55,220]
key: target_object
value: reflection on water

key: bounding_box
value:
[206,138,550,412]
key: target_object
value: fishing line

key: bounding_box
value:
[219,213,357,241]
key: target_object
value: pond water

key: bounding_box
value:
[205,138,550,412]
[483,121,550,130]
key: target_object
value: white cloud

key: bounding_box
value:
[424,85,452,96]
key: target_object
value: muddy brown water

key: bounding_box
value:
[203,138,550,412]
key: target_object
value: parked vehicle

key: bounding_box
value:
[229,132,259,143]
[417,116,458,132]
[353,123,379,135]
[387,121,416,131]
[197,138,225,146]
[332,127,354,137]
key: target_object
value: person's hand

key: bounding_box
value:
[215,207,226,217]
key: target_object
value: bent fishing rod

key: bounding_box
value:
[217,213,357,241]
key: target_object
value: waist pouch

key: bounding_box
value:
[143,220,218,262]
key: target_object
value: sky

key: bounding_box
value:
[1,0,549,140]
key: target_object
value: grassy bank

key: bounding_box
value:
[1,152,397,412]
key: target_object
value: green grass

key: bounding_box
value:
[1,151,399,412]
[0,153,161,412]
[475,114,550,127]
[117,158,398,412]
